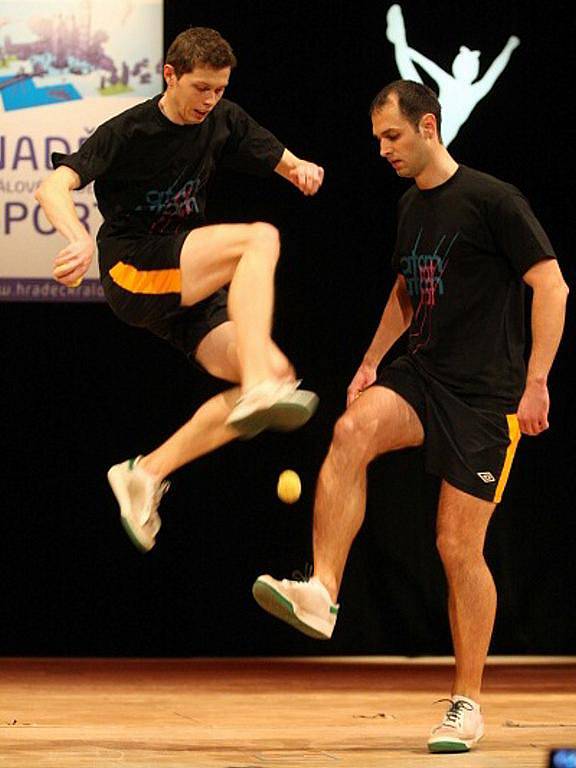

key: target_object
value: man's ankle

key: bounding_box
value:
[452,692,481,707]
[311,572,338,604]
[137,455,165,482]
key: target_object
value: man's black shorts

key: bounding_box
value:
[376,356,521,503]
[99,232,228,362]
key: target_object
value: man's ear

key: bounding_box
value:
[163,64,177,87]
[420,113,436,139]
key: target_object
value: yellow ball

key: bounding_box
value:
[277,469,301,504]
[69,278,83,288]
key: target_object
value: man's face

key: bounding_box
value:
[164,64,231,124]
[371,95,431,179]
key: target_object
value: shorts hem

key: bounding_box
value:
[372,376,427,429]
[435,472,500,504]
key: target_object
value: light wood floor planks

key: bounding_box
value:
[0,657,574,767]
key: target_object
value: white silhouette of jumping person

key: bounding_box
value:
[386,4,520,146]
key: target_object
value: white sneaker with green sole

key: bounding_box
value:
[107,456,170,553]
[226,379,319,438]
[427,696,484,753]
[252,574,338,639]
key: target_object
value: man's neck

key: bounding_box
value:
[415,147,459,190]
[158,94,184,125]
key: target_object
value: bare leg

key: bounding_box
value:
[313,387,425,602]
[109,320,293,552]
[436,481,497,702]
[138,387,240,481]
[179,222,283,391]
[138,322,292,481]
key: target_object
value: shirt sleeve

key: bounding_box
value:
[491,190,557,277]
[51,121,125,190]
[220,102,285,176]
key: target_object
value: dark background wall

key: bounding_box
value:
[1,0,574,656]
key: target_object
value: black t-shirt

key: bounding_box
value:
[392,165,556,409]
[52,95,285,271]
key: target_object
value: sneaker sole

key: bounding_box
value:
[119,514,153,553]
[428,734,483,753]
[236,415,269,441]
[266,391,320,431]
[107,466,153,553]
[252,579,331,640]
[428,741,470,753]
[231,391,319,438]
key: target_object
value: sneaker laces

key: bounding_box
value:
[290,563,314,582]
[434,698,475,729]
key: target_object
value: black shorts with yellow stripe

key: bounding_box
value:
[376,355,521,503]
[99,232,228,362]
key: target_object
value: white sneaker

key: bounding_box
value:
[107,457,170,552]
[252,574,339,639]
[427,696,485,753]
[226,379,319,438]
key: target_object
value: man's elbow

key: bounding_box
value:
[35,167,78,204]
[526,261,569,302]
[543,276,569,308]
[552,273,570,301]
[34,178,51,205]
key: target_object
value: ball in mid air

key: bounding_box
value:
[277,469,301,504]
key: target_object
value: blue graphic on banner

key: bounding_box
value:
[0,75,81,110]
[0,2,160,109]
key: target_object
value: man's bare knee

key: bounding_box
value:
[249,221,280,253]
[436,531,467,569]
[436,483,495,568]
[332,411,381,465]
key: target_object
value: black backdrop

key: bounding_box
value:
[1,0,574,656]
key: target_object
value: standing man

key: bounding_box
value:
[35,27,323,552]
[253,80,568,753]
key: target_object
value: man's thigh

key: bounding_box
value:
[436,480,496,549]
[349,385,425,454]
[179,223,257,306]
[195,320,293,384]
[195,321,241,383]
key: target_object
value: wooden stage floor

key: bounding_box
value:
[0,657,574,767]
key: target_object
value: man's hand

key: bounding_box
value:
[347,362,377,407]
[53,236,95,287]
[287,161,324,196]
[517,379,550,436]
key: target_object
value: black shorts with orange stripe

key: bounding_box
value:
[376,355,521,503]
[99,232,228,362]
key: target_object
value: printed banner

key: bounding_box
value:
[0,0,163,301]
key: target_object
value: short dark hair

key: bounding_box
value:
[166,27,237,78]
[370,80,443,144]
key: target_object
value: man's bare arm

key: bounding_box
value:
[347,275,413,404]
[517,259,569,435]
[35,167,95,286]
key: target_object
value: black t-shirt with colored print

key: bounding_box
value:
[52,95,285,273]
[392,165,556,409]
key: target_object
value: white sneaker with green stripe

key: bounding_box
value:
[427,696,484,753]
[252,574,339,639]
[107,456,170,553]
